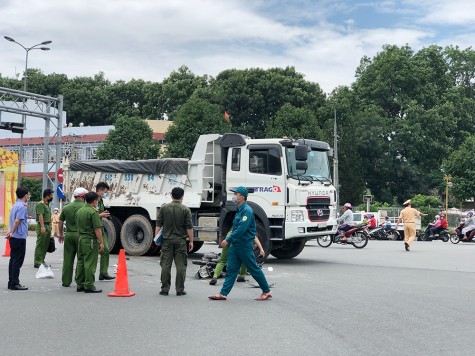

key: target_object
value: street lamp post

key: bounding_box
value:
[444,174,452,217]
[4,36,52,186]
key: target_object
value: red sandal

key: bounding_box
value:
[255,292,272,301]
[208,294,227,300]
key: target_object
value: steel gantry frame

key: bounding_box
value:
[0,86,63,208]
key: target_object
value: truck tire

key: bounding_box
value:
[120,214,154,256]
[102,218,117,254]
[189,241,204,253]
[270,239,306,259]
[255,221,270,263]
[109,216,123,254]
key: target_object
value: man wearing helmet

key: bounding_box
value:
[337,203,354,242]
[461,211,475,241]
[58,187,88,288]
[429,213,447,238]
[397,199,427,251]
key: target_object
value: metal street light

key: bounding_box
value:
[4,36,52,186]
[444,174,452,217]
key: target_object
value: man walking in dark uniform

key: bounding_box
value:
[209,186,272,301]
[6,187,30,290]
[155,187,193,296]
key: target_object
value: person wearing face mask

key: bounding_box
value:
[95,182,115,281]
[209,186,272,301]
[34,189,54,268]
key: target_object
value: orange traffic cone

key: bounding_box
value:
[2,239,11,257]
[108,249,135,297]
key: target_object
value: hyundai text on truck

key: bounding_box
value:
[63,133,338,260]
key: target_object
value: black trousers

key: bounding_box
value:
[9,237,26,287]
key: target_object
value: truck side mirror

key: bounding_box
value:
[296,161,308,171]
[328,148,334,157]
[295,145,308,161]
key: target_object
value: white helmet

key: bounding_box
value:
[344,203,352,209]
[73,187,88,197]
[435,215,440,219]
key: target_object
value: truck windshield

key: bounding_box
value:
[286,147,331,182]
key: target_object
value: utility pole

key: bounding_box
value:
[333,107,339,211]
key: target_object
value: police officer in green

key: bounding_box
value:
[76,191,104,293]
[34,189,54,268]
[209,186,272,301]
[95,182,115,281]
[57,187,88,287]
[155,187,193,296]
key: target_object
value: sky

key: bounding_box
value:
[1,0,475,93]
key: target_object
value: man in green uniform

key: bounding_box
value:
[76,191,104,293]
[57,187,88,287]
[209,186,272,301]
[95,182,115,281]
[155,187,193,296]
[34,189,54,268]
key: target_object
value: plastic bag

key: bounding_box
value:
[36,264,54,279]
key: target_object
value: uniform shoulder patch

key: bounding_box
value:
[242,216,248,221]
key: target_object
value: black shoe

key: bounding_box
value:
[176,291,187,296]
[99,274,116,281]
[159,290,169,296]
[34,264,40,268]
[62,284,70,287]
[404,242,410,251]
[236,276,247,282]
[209,278,217,285]
[84,287,102,293]
[9,284,28,291]
[77,287,85,292]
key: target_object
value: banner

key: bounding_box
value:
[0,149,19,228]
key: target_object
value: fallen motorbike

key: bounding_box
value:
[317,224,369,249]
[367,226,400,240]
[419,224,449,242]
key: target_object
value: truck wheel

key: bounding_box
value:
[255,221,271,263]
[102,218,117,254]
[189,241,204,253]
[270,239,306,259]
[120,214,154,256]
[109,216,123,254]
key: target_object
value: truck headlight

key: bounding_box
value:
[291,210,305,222]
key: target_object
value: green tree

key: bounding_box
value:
[265,103,323,139]
[19,177,42,202]
[164,95,231,158]
[443,136,475,202]
[96,116,160,160]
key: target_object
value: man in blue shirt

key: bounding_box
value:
[209,186,271,301]
[6,187,30,290]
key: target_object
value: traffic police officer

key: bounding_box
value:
[34,189,54,268]
[209,186,272,301]
[58,187,88,287]
[76,191,104,293]
[95,182,115,281]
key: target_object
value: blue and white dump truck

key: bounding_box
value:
[63,133,338,260]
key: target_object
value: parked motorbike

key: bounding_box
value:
[367,226,401,240]
[317,224,369,249]
[419,224,449,242]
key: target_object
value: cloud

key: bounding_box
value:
[0,0,474,94]
[408,0,475,25]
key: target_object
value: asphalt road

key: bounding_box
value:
[1,236,475,356]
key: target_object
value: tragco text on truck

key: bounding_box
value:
[63,133,338,260]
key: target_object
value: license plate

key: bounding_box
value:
[318,222,326,228]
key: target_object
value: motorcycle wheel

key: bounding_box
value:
[450,234,460,244]
[352,232,368,249]
[442,234,449,242]
[317,235,333,248]
[419,232,428,241]
[386,230,397,241]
